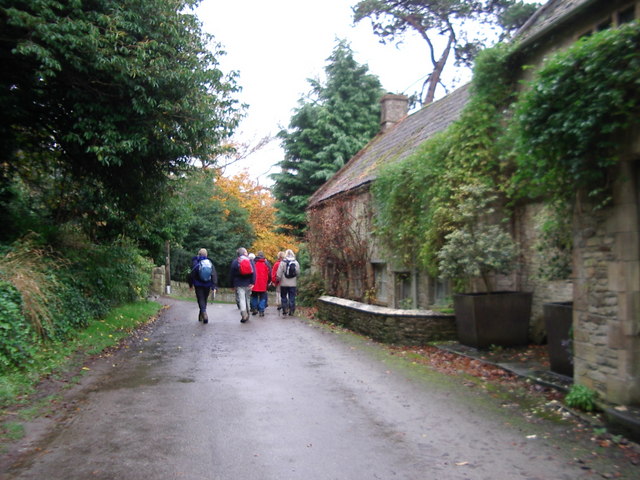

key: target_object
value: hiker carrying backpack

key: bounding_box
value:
[277,249,300,317]
[188,249,218,324]
[284,259,298,279]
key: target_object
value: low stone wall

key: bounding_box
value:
[317,295,457,346]
[149,267,276,304]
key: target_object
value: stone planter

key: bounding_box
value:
[453,291,532,349]
[543,301,573,377]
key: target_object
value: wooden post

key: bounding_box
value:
[165,240,171,295]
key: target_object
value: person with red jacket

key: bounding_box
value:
[271,251,285,313]
[250,251,271,316]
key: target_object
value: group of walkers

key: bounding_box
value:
[187,247,300,324]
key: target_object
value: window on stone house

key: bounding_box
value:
[352,266,363,299]
[395,271,414,309]
[617,5,636,24]
[578,3,637,38]
[372,263,388,304]
[429,276,452,307]
[596,18,612,31]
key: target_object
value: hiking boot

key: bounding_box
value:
[202,312,208,324]
[289,311,294,316]
[198,312,203,322]
[240,312,248,323]
[259,311,264,317]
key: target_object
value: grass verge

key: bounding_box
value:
[0,300,163,448]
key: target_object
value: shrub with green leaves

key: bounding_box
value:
[0,234,154,369]
[565,384,598,412]
[437,184,518,292]
[62,239,153,311]
[296,271,326,307]
[0,281,37,370]
[514,22,640,205]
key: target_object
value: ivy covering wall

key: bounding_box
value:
[372,21,640,289]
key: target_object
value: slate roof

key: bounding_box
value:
[308,84,471,207]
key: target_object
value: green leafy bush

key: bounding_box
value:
[62,239,153,310]
[533,203,573,280]
[0,234,153,369]
[0,281,37,370]
[437,183,518,292]
[296,271,326,307]
[565,384,598,412]
[514,22,640,205]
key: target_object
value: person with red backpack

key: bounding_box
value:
[250,251,271,317]
[229,247,255,323]
[276,249,300,316]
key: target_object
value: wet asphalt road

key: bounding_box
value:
[3,298,618,479]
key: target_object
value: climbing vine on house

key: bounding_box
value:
[372,43,518,278]
[514,21,640,206]
[372,22,640,287]
[307,194,373,300]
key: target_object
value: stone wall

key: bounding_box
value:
[317,295,457,346]
[150,266,166,296]
[149,267,275,304]
[573,156,640,405]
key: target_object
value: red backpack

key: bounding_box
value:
[239,256,253,275]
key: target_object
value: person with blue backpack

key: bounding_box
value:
[188,248,218,324]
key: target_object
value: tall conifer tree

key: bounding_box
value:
[271,40,384,236]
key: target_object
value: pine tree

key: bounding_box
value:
[271,40,384,236]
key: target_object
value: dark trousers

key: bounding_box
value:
[280,286,297,313]
[195,286,211,313]
[250,291,268,312]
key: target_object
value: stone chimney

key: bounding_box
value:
[380,94,409,132]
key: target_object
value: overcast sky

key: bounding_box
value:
[195,0,472,184]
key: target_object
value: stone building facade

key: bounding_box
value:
[307,0,640,405]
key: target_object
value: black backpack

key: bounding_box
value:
[284,259,297,279]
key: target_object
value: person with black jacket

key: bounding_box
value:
[229,247,256,323]
[188,248,218,324]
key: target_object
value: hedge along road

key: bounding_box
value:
[2,298,629,480]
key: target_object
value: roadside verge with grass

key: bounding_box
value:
[0,300,164,450]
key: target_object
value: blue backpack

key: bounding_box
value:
[196,258,213,282]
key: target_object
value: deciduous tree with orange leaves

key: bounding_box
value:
[214,171,298,262]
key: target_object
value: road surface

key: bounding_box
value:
[3,298,634,479]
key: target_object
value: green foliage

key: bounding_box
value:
[533,203,573,280]
[565,384,598,412]
[0,234,154,370]
[1,0,242,241]
[168,170,255,286]
[74,301,161,355]
[61,239,154,312]
[296,271,327,307]
[471,42,518,104]
[0,281,37,370]
[271,40,383,236]
[0,300,162,406]
[372,43,515,276]
[514,22,640,205]
[437,184,518,292]
[372,132,454,273]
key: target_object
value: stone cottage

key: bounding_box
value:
[307,0,640,406]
